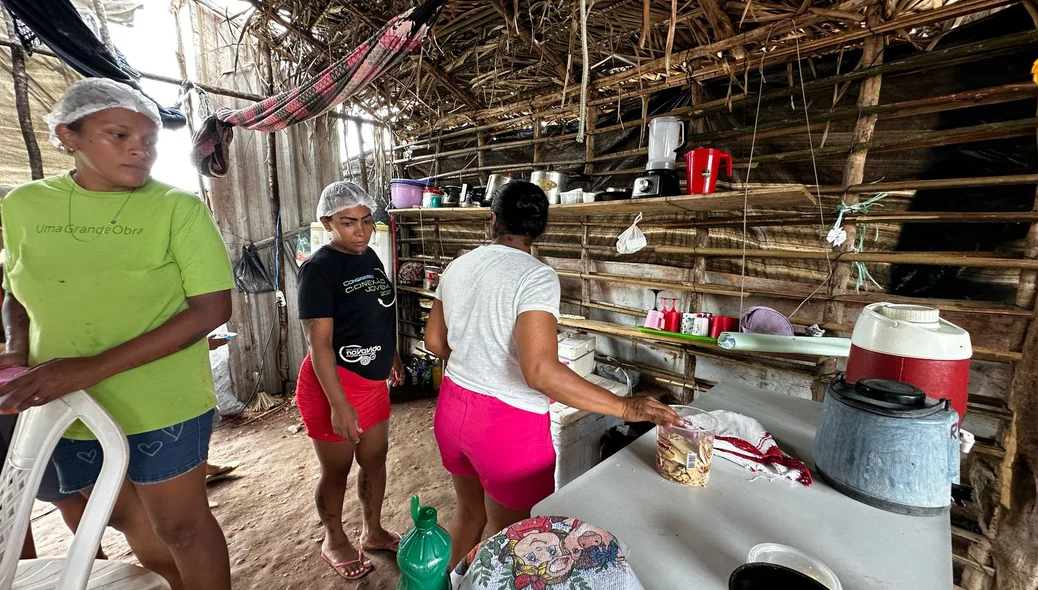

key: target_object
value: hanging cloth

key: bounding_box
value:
[1,0,186,129]
[191,0,447,178]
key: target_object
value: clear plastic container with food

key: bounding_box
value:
[656,406,716,486]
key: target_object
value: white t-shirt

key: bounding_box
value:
[435,244,560,414]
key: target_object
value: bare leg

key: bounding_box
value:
[311,438,369,577]
[133,465,230,590]
[354,420,395,549]
[89,483,182,589]
[52,494,107,559]
[485,494,531,541]
[20,527,36,559]
[447,475,488,568]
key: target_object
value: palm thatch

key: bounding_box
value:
[189,0,1006,137]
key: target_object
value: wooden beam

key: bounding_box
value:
[698,0,746,60]
[3,15,43,181]
[488,0,570,82]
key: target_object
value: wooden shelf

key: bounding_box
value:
[388,186,816,220]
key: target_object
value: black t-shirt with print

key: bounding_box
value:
[297,246,396,381]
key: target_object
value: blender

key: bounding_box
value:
[632,116,684,199]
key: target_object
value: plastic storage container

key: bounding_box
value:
[559,334,596,377]
[846,303,972,423]
[746,544,842,590]
[397,495,451,590]
[391,179,429,209]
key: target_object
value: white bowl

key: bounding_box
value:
[747,543,842,590]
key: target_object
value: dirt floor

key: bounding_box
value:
[30,397,454,589]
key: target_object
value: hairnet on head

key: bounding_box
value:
[43,78,162,149]
[317,181,377,219]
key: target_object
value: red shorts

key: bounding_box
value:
[295,353,391,442]
[434,377,556,511]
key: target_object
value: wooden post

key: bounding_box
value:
[983,93,1038,590]
[264,44,289,391]
[477,130,488,184]
[356,120,370,193]
[90,0,114,52]
[4,15,43,181]
[818,8,884,401]
[991,303,1038,590]
[533,119,543,164]
[173,5,211,208]
[584,107,598,176]
[684,85,710,404]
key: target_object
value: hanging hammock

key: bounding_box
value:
[192,0,447,178]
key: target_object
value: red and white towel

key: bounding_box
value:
[709,410,812,486]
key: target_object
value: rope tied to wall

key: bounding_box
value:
[826,192,888,292]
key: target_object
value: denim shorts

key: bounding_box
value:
[0,414,75,503]
[52,409,215,494]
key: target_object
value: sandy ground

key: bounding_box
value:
[29,397,454,589]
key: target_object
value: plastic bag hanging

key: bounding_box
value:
[233,244,276,293]
[616,213,647,254]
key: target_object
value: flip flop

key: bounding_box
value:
[362,531,402,553]
[321,548,374,581]
[205,461,241,485]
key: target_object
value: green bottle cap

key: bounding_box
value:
[411,495,438,529]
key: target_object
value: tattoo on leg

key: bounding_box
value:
[358,470,373,523]
[315,489,335,525]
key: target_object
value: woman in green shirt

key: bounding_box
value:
[0,79,233,590]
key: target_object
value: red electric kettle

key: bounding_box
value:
[685,148,733,194]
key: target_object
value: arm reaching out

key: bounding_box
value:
[515,310,680,426]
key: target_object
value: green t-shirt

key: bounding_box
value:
[1,173,235,439]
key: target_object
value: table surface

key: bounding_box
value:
[533,382,952,590]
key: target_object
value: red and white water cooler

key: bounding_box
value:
[846,303,972,424]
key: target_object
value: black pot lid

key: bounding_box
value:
[828,375,952,419]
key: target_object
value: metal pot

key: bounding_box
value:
[485,174,514,203]
[530,171,568,204]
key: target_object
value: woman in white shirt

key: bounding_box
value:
[425,180,679,566]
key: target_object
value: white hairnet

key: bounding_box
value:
[317,181,377,219]
[43,78,162,149]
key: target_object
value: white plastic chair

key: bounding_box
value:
[0,391,169,590]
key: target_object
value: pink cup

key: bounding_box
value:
[645,310,665,330]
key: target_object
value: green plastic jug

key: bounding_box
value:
[396,495,451,590]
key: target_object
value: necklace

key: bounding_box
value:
[67,181,136,243]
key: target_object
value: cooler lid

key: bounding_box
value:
[876,304,940,324]
[828,376,951,419]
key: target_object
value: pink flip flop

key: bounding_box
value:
[321,548,374,581]
[362,531,402,553]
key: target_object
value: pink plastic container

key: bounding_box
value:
[391,179,429,209]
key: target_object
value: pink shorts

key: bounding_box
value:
[434,377,556,511]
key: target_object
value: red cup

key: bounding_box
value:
[709,316,738,339]
[663,310,682,332]
[685,148,733,194]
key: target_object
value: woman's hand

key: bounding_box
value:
[390,354,405,387]
[0,357,105,412]
[330,403,363,444]
[620,397,682,427]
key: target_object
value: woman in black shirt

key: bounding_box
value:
[296,181,403,581]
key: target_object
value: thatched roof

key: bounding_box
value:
[194,0,1005,136]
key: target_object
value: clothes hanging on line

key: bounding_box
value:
[191,0,447,178]
[1,0,186,130]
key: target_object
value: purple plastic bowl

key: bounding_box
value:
[391,179,429,209]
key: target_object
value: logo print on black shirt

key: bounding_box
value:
[339,345,383,366]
